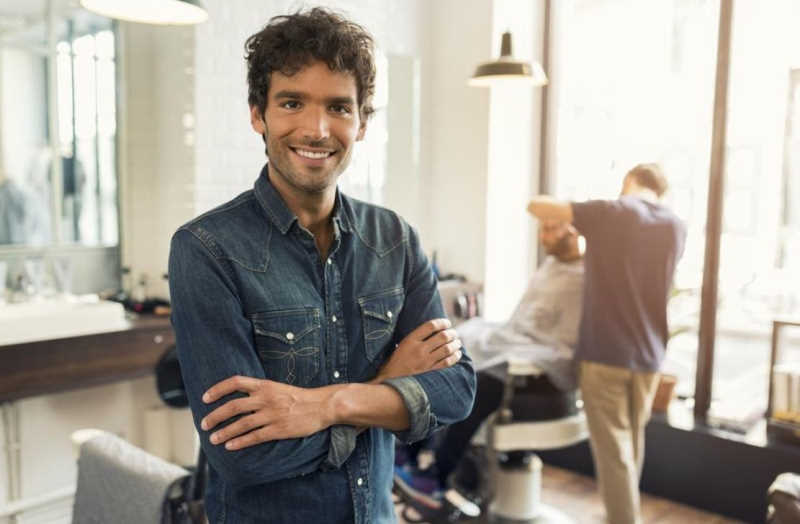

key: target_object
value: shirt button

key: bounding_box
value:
[357,478,363,486]
[386,311,393,319]
[333,370,340,379]
[286,332,294,341]
[331,315,337,323]
[327,259,332,265]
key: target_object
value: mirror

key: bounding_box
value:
[0,0,118,248]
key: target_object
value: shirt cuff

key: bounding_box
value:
[322,425,358,470]
[383,376,431,443]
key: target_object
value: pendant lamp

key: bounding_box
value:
[79,0,209,25]
[468,31,547,87]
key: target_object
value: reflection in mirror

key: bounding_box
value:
[0,2,117,247]
[0,12,50,245]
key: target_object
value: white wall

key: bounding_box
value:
[424,0,547,318]
[425,0,494,283]
[120,23,196,299]
[483,0,547,320]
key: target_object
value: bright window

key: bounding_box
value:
[549,0,720,400]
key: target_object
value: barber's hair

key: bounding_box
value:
[244,7,376,121]
[626,163,669,197]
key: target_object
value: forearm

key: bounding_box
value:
[527,196,574,222]
[326,383,410,432]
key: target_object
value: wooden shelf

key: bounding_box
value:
[0,315,174,402]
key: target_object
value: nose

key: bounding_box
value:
[299,105,330,142]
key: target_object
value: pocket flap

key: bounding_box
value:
[358,288,404,352]
[250,308,320,344]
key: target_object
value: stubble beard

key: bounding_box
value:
[264,132,352,195]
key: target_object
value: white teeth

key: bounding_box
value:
[295,149,331,159]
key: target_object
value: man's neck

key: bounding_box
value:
[267,166,336,258]
[624,187,659,203]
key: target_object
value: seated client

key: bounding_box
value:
[395,219,584,510]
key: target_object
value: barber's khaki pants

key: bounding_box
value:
[579,361,660,524]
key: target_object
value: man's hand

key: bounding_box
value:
[200,376,334,451]
[372,318,462,384]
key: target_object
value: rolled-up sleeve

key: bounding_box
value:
[386,226,477,443]
[169,228,339,487]
[383,376,431,442]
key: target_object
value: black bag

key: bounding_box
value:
[161,451,208,524]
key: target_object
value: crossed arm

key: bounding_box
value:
[200,318,463,451]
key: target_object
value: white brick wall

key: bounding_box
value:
[120,23,196,299]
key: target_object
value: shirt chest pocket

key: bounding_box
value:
[358,288,404,364]
[250,308,321,386]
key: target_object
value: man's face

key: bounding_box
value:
[250,61,366,194]
[539,219,578,258]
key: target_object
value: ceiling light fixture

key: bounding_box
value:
[79,0,209,26]
[468,31,547,87]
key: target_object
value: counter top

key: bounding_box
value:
[0,315,174,402]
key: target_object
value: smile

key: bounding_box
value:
[291,147,334,159]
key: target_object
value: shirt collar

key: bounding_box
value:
[254,163,352,235]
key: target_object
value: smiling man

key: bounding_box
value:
[167,8,476,524]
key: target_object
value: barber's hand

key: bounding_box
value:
[200,376,333,451]
[372,318,462,383]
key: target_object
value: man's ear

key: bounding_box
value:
[250,105,266,135]
[356,119,367,141]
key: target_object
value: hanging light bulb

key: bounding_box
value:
[79,0,209,26]
[468,31,547,87]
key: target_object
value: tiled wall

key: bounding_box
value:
[120,23,196,300]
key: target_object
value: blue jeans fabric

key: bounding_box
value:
[168,165,476,523]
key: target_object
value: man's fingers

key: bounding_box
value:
[408,318,451,342]
[431,338,461,361]
[203,375,259,404]
[225,425,276,451]
[434,349,462,370]
[424,328,458,352]
[208,413,262,444]
[201,396,258,431]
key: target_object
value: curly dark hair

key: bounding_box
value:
[244,7,376,121]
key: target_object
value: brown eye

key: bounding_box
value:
[330,104,351,114]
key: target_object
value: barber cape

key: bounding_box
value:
[457,256,584,391]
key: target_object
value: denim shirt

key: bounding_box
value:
[168,166,476,523]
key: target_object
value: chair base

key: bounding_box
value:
[489,454,575,524]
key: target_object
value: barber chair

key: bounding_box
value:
[486,358,587,523]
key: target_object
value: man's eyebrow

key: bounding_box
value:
[272,90,306,100]
[327,96,356,105]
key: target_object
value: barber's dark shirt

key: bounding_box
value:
[571,196,686,372]
[168,166,476,523]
